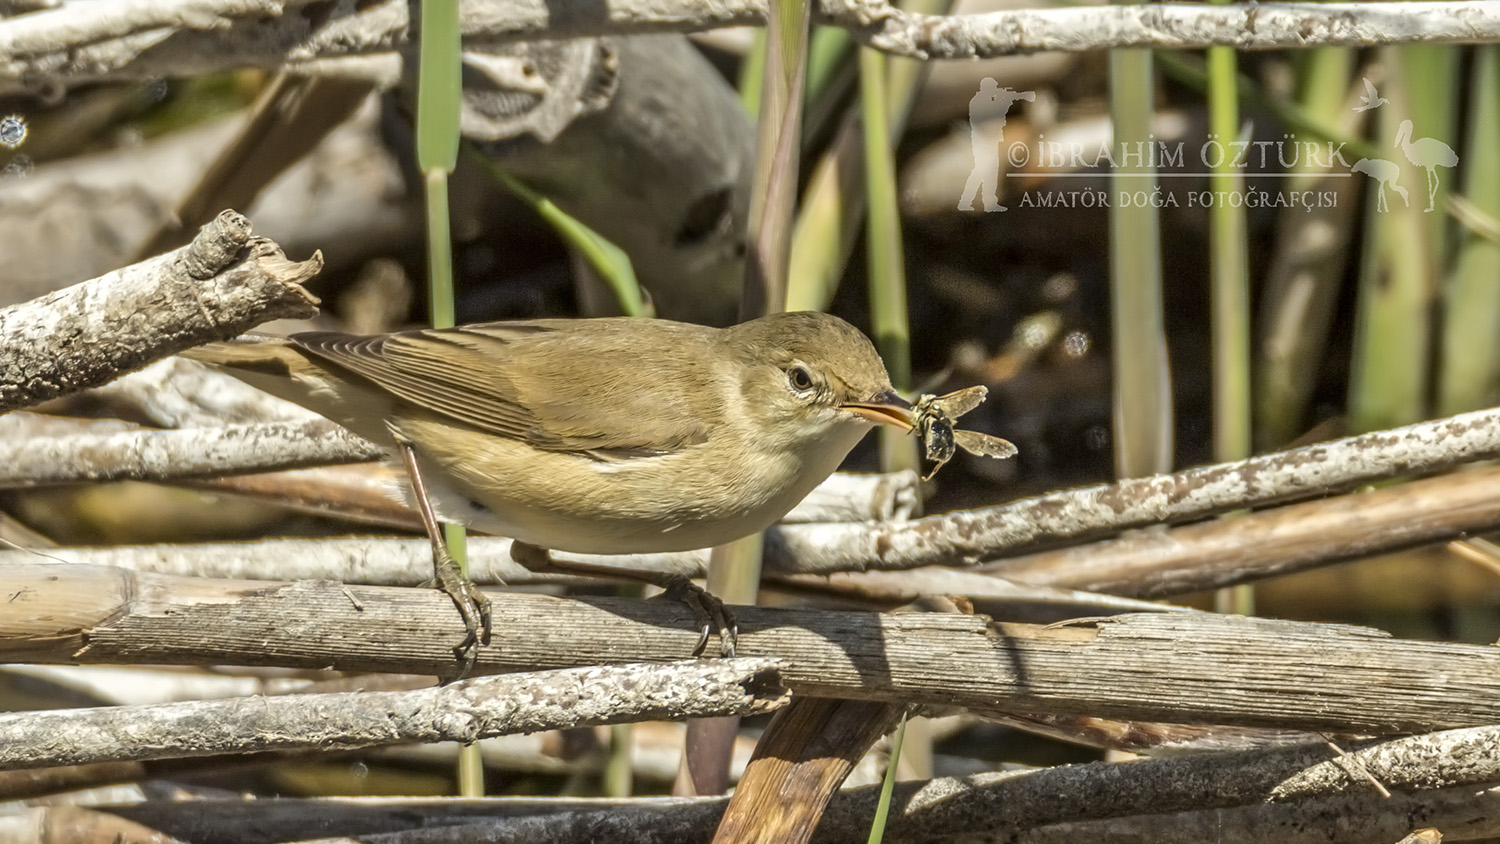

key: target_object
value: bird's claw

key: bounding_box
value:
[428,554,492,679]
[662,575,737,658]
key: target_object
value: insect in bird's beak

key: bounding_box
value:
[911,386,1018,480]
[840,391,916,430]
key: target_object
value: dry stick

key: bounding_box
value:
[0,536,701,587]
[0,416,382,486]
[771,405,1500,575]
[0,0,315,56]
[0,807,179,844]
[130,726,1500,844]
[5,0,1500,91]
[992,786,1487,844]
[297,789,1500,844]
[9,563,1500,734]
[0,210,321,413]
[978,461,1500,596]
[0,660,783,771]
[2,540,1174,621]
[824,726,1500,843]
[80,358,317,427]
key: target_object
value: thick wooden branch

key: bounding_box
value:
[7,563,1500,734]
[0,660,783,771]
[0,210,320,413]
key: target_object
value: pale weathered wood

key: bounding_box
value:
[0,660,783,771]
[4,0,1499,94]
[6,563,1500,733]
[773,405,1500,574]
[983,461,1500,596]
[0,210,320,412]
[91,726,1500,844]
[0,413,381,487]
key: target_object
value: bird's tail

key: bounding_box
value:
[182,335,397,444]
[179,334,306,376]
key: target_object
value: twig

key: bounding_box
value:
[0,537,1206,620]
[0,210,321,413]
[1320,733,1392,799]
[79,358,318,427]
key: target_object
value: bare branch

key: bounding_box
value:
[979,461,1500,596]
[0,660,783,770]
[93,728,1500,843]
[771,405,1500,574]
[8,536,1173,620]
[0,410,913,526]
[0,0,315,56]
[0,210,321,413]
[830,0,1500,59]
[0,413,381,486]
[4,1,1500,92]
[9,563,1500,733]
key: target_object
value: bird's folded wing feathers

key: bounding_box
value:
[290,323,713,458]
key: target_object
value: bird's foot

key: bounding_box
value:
[660,575,738,658]
[426,553,493,679]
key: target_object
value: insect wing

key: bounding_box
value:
[926,386,988,422]
[954,429,1018,460]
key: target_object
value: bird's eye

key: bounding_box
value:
[788,366,815,392]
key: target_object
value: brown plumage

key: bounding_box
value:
[184,311,911,555]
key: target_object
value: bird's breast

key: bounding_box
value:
[402,415,871,555]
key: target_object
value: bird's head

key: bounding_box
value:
[724,311,914,450]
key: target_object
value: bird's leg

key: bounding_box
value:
[509,541,737,658]
[399,441,492,675]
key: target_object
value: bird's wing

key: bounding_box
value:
[1363,77,1378,98]
[291,322,715,458]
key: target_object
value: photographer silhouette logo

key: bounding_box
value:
[958,78,1034,212]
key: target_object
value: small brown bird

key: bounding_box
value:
[185,311,916,667]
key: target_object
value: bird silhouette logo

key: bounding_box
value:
[1395,119,1458,213]
[1351,158,1408,213]
[1354,78,1389,112]
[1349,109,1459,214]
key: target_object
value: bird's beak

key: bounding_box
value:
[841,390,915,431]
